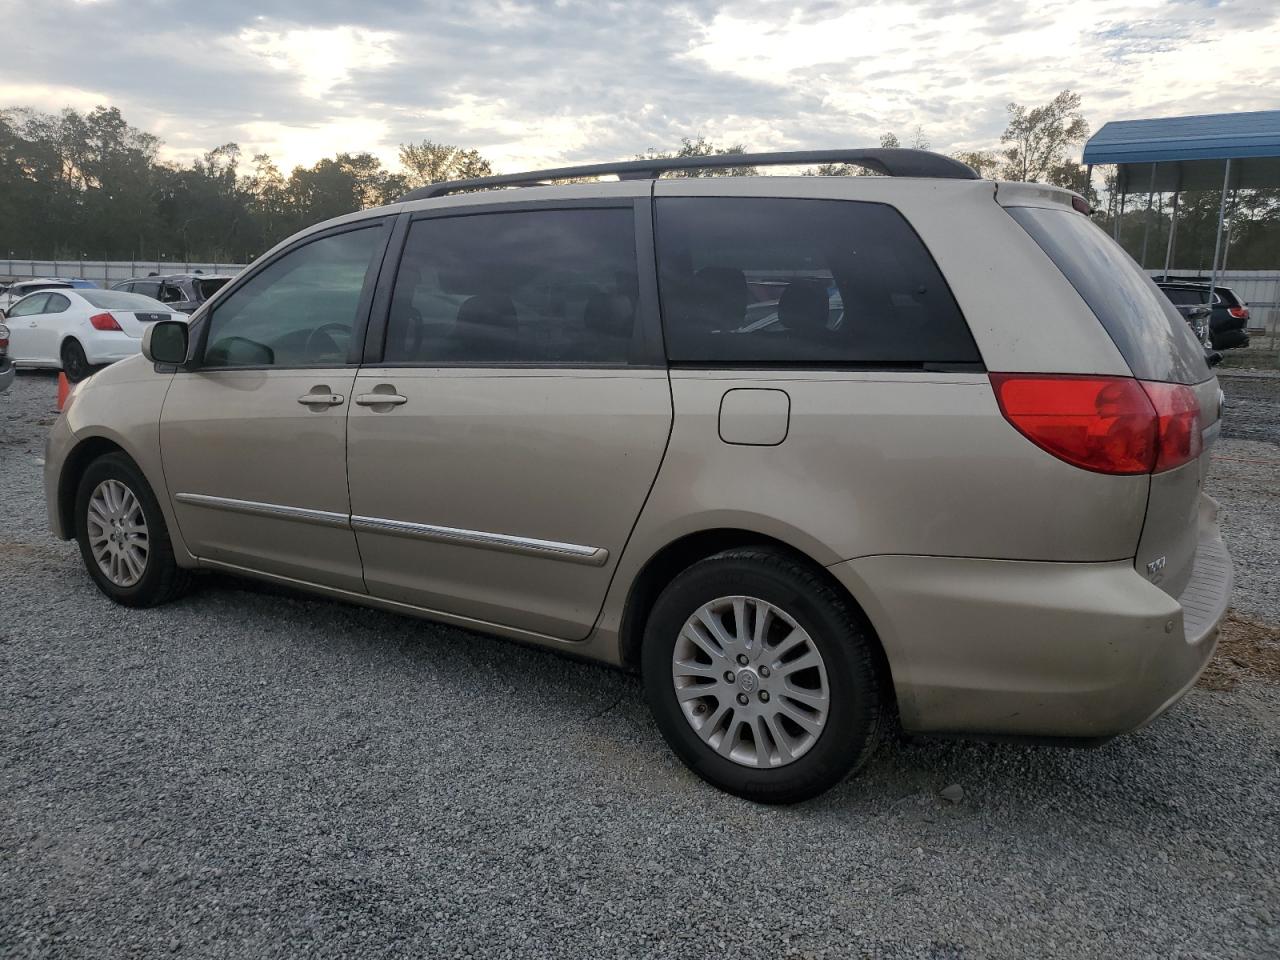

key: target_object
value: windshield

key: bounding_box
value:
[79,290,171,311]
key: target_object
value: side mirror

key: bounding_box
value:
[1205,350,1222,368]
[142,320,189,365]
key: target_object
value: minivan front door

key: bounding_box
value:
[160,221,391,592]
[347,197,672,639]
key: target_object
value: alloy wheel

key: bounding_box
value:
[671,595,830,768]
[86,478,149,587]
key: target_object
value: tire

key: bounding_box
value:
[74,452,191,607]
[61,338,91,382]
[641,548,889,804]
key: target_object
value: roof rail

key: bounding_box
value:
[398,148,980,201]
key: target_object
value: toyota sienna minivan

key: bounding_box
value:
[45,149,1232,802]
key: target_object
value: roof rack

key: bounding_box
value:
[399,148,980,202]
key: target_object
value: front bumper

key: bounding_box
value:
[829,496,1231,740]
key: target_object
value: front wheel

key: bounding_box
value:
[75,452,191,607]
[61,338,91,382]
[641,548,889,804]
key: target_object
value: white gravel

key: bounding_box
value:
[2,369,1278,960]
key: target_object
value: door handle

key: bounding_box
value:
[354,392,408,407]
[297,392,345,407]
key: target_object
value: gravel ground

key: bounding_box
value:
[2,369,1278,960]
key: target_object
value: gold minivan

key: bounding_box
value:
[45,150,1232,802]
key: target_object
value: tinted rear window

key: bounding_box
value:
[79,290,170,311]
[198,277,231,300]
[1008,207,1208,384]
[1161,287,1208,306]
[655,197,980,366]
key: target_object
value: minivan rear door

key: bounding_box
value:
[347,190,672,641]
[1005,200,1217,598]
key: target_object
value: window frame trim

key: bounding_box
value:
[186,216,394,373]
[360,196,666,370]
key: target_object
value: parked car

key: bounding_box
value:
[5,288,184,381]
[0,278,73,313]
[112,273,233,315]
[44,149,1230,803]
[0,319,12,393]
[1155,279,1251,350]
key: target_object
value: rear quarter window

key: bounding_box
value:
[1008,206,1208,385]
[654,197,980,367]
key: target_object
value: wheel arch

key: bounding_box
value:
[55,435,132,539]
[616,528,895,702]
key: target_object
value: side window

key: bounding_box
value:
[44,293,71,313]
[132,280,161,299]
[654,197,979,365]
[159,283,185,304]
[203,225,385,368]
[8,294,49,317]
[384,207,639,365]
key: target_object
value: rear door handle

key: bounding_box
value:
[354,393,408,407]
[297,392,345,407]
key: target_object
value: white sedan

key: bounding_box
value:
[3,288,186,381]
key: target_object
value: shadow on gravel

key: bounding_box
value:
[176,567,1248,823]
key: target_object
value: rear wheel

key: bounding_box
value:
[61,338,91,382]
[641,548,888,804]
[75,453,191,607]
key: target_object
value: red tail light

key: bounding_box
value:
[1141,381,1203,471]
[1227,305,1249,320]
[0,322,9,352]
[89,311,122,331]
[989,374,1201,475]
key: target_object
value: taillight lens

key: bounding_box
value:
[0,322,9,352]
[1228,305,1249,320]
[1141,381,1203,471]
[990,374,1201,475]
[89,311,122,331]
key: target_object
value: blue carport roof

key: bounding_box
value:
[1084,110,1280,193]
[1084,110,1280,164]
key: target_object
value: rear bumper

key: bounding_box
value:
[84,337,142,365]
[830,496,1231,739]
[0,356,13,392]
[1211,329,1249,350]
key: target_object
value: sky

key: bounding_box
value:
[0,0,1277,175]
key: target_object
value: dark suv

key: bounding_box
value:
[112,274,234,315]
[1155,279,1251,350]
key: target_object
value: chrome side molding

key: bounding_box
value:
[173,492,609,566]
[350,515,609,566]
[173,493,350,529]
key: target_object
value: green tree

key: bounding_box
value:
[953,150,999,178]
[398,141,493,188]
[998,90,1090,188]
[637,135,757,177]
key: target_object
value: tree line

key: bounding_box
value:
[2,92,1277,269]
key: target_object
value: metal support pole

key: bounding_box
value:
[1114,186,1127,241]
[1163,169,1181,279]
[1207,159,1232,324]
[1140,163,1157,267]
[1220,187,1240,275]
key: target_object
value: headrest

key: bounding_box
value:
[778,279,830,335]
[457,294,517,328]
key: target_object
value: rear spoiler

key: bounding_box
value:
[994,181,1091,214]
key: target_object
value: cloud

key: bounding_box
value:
[2,0,1278,174]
